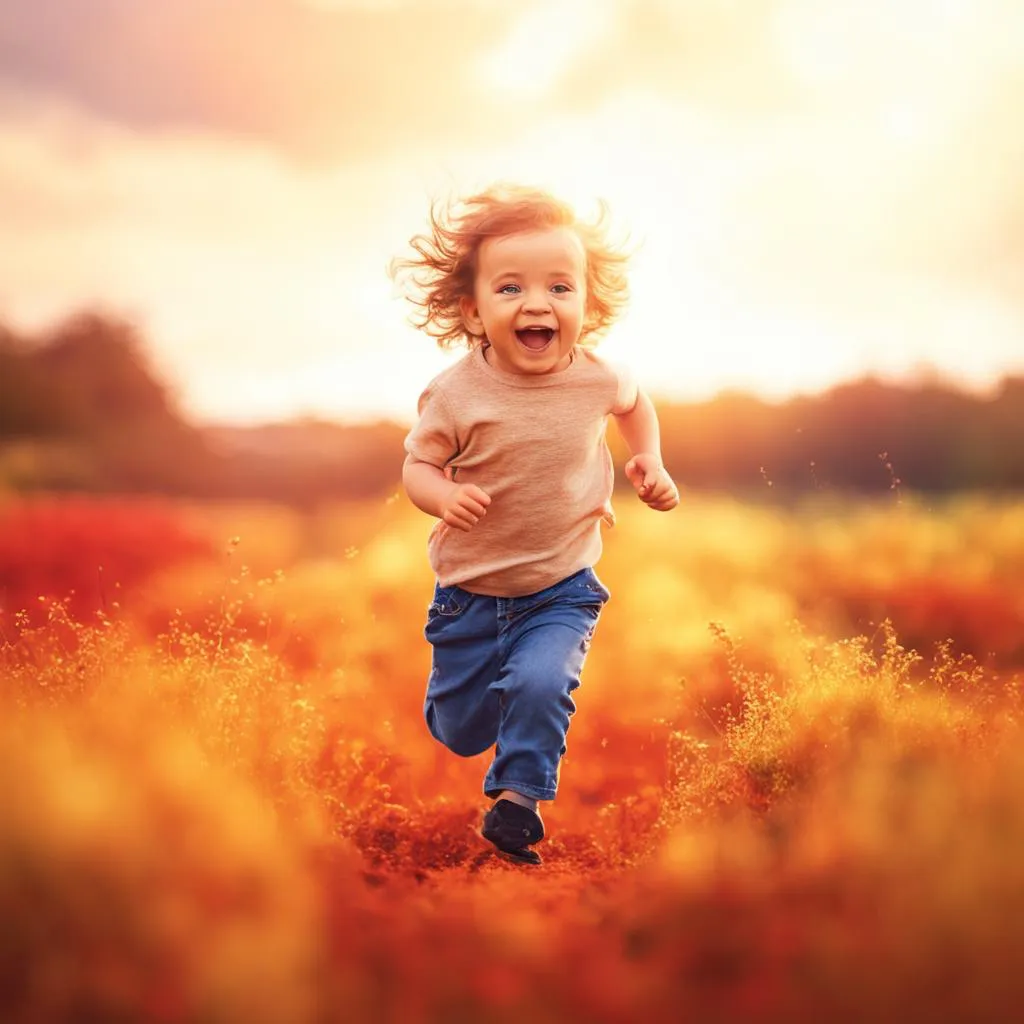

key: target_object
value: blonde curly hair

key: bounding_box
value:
[391,184,631,349]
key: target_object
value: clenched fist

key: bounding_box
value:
[440,482,491,532]
[625,454,679,512]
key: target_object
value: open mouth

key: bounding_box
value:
[515,327,555,351]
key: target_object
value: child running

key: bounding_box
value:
[394,184,678,865]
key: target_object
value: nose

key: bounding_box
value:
[522,290,551,314]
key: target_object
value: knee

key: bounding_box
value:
[513,671,578,711]
[447,735,492,758]
[424,701,493,758]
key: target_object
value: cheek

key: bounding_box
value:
[476,300,503,326]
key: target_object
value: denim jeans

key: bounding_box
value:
[422,567,611,801]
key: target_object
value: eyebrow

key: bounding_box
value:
[487,269,580,284]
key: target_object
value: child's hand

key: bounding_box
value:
[625,454,679,511]
[440,482,491,531]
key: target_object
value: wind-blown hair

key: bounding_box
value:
[391,184,631,349]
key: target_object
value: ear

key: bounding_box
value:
[459,294,485,337]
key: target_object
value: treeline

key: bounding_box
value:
[640,377,1024,495]
[0,312,404,505]
[1,311,1022,501]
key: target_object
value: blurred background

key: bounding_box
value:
[4,9,1024,1020]
[1,0,1023,502]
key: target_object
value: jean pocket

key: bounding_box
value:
[427,583,466,618]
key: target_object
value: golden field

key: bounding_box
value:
[2,491,1024,1022]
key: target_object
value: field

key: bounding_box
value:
[2,491,1024,1022]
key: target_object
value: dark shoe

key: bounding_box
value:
[480,799,545,866]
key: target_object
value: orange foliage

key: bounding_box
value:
[0,496,213,626]
[2,493,1024,1021]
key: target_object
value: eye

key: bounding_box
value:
[498,283,520,294]
[551,283,572,294]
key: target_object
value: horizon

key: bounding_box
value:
[195,360,1020,430]
[7,305,1023,430]
[3,0,1023,424]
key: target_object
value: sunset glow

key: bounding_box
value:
[4,6,1024,1016]
[1,0,1022,423]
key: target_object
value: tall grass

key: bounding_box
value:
[1,494,1023,1021]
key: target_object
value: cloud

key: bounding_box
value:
[0,0,546,162]
[0,0,906,164]
[554,0,800,117]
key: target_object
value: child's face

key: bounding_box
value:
[460,226,586,375]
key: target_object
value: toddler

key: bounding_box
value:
[394,184,678,865]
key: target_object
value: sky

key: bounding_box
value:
[1,0,1023,425]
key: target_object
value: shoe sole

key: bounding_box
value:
[472,824,543,866]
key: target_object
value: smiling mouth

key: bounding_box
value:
[515,327,555,350]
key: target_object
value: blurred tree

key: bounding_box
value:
[34,312,181,431]
[650,375,1024,496]
[0,325,65,436]
[0,311,216,493]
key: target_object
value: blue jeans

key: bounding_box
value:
[422,567,611,801]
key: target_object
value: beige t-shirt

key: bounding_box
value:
[404,344,638,597]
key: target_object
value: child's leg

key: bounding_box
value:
[482,570,609,802]
[422,584,501,757]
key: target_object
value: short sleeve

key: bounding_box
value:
[610,362,639,415]
[403,380,459,468]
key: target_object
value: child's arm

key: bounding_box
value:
[402,456,491,532]
[612,389,679,511]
